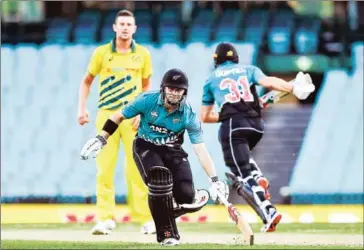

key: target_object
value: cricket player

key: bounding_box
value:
[80,68,229,246]
[77,10,154,234]
[200,42,315,232]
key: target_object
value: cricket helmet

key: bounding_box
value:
[213,42,239,67]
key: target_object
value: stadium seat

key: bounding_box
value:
[159,9,181,44]
[214,10,243,42]
[187,9,215,43]
[294,18,321,54]
[1,45,15,89]
[46,18,72,44]
[243,9,270,47]
[73,11,101,44]
[268,10,294,54]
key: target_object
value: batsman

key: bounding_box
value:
[80,69,228,246]
[77,10,154,234]
[200,42,315,232]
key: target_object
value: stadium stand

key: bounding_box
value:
[1,2,361,205]
[289,42,364,204]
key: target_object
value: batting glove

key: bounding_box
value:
[80,135,107,160]
[209,177,229,204]
[292,72,315,100]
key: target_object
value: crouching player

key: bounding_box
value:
[80,69,228,246]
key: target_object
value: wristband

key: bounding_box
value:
[102,119,119,136]
[210,176,219,182]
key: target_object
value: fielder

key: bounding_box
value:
[200,42,315,232]
[77,10,154,234]
[80,68,228,246]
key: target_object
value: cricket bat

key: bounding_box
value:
[259,90,290,108]
[216,191,254,245]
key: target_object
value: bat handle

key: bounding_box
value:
[216,190,231,207]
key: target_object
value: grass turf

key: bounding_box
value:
[2,240,363,249]
[1,223,363,249]
[2,223,363,234]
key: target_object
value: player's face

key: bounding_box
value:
[113,16,136,41]
[164,87,185,105]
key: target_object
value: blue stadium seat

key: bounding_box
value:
[159,9,181,44]
[133,11,153,44]
[1,45,15,89]
[188,9,215,43]
[46,18,72,44]
[243,9,270,47]
[294,18,321,54]
[100,10,119,43]
[214,10,243,42]
[268,10,294,54]
[74,11,101,44]
[352,42,364,71]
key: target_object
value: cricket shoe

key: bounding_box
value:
[91,219,116,235]
[260,208,282,233]
[257,177,271,200]
[173,189,210,218]
[140,220,156,235]
[160,238,180,246]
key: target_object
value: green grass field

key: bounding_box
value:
[2,223,363,249]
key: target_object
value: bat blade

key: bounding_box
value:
[227,204,254,245]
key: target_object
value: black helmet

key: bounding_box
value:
[213,42,239,67]
[161,68,189,106]
[161,68,189,90]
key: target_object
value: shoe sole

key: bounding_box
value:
[266,213,282,232]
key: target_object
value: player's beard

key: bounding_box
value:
[165,93,183,106]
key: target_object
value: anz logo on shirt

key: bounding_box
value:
[143,123,183,147]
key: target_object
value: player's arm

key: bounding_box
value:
[200,105,219,123]
[252,66,294,93]
[187,112,229,203]
[192,143,217,178]
[200,80,219,123]
[78,73,94,117]
[77,47,102,125]
[141,49,153,91]
[253,66,315,100]
[80,94,145,160]
[186,112,216,178]
[142,77,151,92]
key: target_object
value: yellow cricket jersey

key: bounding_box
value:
[87,39,152,110]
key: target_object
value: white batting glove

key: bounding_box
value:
[209,177,229,204]
[80,135,107,160]
[292,72,316,100]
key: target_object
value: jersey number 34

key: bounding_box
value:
[219,76,254,103]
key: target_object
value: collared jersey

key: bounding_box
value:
[87,39,152,110]
[122,91,203,147]
[202,62,266,120]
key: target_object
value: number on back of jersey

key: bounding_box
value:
[219,76,254,103]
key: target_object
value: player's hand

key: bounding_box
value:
[292,72,315,100]
[131,115,141,131]
[78,109,90,125]
[209,178,229,204]
[80,135,107,160]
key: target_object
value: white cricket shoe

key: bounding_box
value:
[160,238,180,246]
[140,220,156,234]
[91,219,116,235]
[260,208,282,233]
